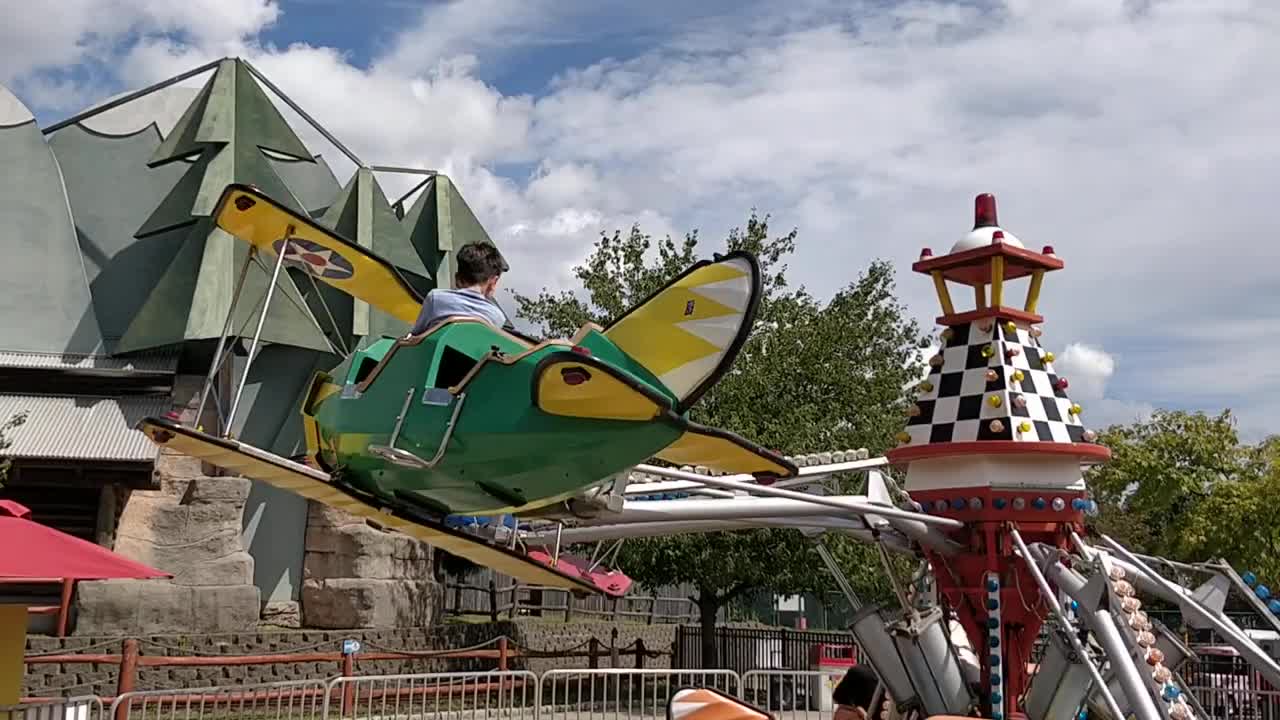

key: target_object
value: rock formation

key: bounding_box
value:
[301,502,441,628]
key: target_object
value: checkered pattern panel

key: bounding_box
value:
[905,319,1087,445]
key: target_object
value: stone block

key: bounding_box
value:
[300,578,439,629]
[261,600,302,628]
[74,581,259,635]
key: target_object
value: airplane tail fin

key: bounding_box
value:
[603,252,761,413]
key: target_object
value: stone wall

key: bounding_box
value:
[22,619,681,697]
[300,502,441,629]
[74,375,261,635]
[513,620,678,675]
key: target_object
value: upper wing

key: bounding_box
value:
[211,183,425,324]
[603,251,761,413]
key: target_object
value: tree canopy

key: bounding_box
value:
[1085,409,1280,582]
[512,212,928,662]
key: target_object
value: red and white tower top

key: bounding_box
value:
[887,193,1110,490]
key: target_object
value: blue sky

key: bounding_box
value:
[3,0,1280,441]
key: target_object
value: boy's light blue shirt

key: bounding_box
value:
[410,287,507,334]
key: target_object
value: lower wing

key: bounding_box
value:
[136,417,631,596]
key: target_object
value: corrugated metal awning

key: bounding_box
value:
[0,394,170,462]
[0,349,178,372]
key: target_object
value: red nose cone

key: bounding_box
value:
[974,193,998,229]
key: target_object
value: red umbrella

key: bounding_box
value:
[0,500,171,580]
[0,500,170,706]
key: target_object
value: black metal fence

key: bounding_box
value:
[673,625,863,674]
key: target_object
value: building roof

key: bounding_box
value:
[0,393,170,462]
[0,56,501,463]
[0,349,178,372]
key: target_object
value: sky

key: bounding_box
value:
[2,0,1278,440]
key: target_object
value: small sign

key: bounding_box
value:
[342,639,361,655]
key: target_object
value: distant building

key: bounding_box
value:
[0,57,494,634]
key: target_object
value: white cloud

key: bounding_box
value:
[6,0,1280,435]
[1055,343,1115,402]
[1053,342,1153,430]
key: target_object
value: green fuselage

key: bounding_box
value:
[308,321,681,517]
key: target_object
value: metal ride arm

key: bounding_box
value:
[1096,534,1280,690]
[1008,529,1130,720]
[629,463,964,530]
[521,516,916,553]
[629,455,889,492]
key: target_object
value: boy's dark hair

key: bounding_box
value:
[832,664,879,709]
[454,242,509,286]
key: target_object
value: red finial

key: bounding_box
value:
[919,247,933,259]
[992,230,1005,243]
[974,193,998,229]
[1042,245,1056,255]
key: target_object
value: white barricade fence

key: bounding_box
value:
[1185,684,1280,720]
[1,696,103,720]
[322,671,538,720]
[536,669,740,720]
[741,670,848,716]
[108,679,329,720]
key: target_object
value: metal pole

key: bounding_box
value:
[225,236,291,436]
[1098,534,1280,689]
[632,464,963,530]
[813,540,863,610]
[43,58,224,134]
[194,249,255,433]
[241,60,365,169]
[1008,528,1130,720]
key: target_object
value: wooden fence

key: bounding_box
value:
[440,577,698,623]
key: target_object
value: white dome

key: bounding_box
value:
[951,225,1024,254]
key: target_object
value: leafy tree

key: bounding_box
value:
[1086,409,1280,581]
[513,212,928,665]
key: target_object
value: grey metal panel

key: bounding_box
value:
[46,123,189,346]
[0,393,169,461]
[0,89,105,355]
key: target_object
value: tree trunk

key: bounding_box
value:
[697,591,721,669]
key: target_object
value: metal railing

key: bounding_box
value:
[47,656,1280,720]
[537,669,739,720]
[741,670,847,716]
[324,671,537,720]
[1,696,102,720]
[109,680,328,720]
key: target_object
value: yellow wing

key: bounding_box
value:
[211,183,424,324]
[135,417,622,595]
[655,423,797,478]
[604,251,761,412]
